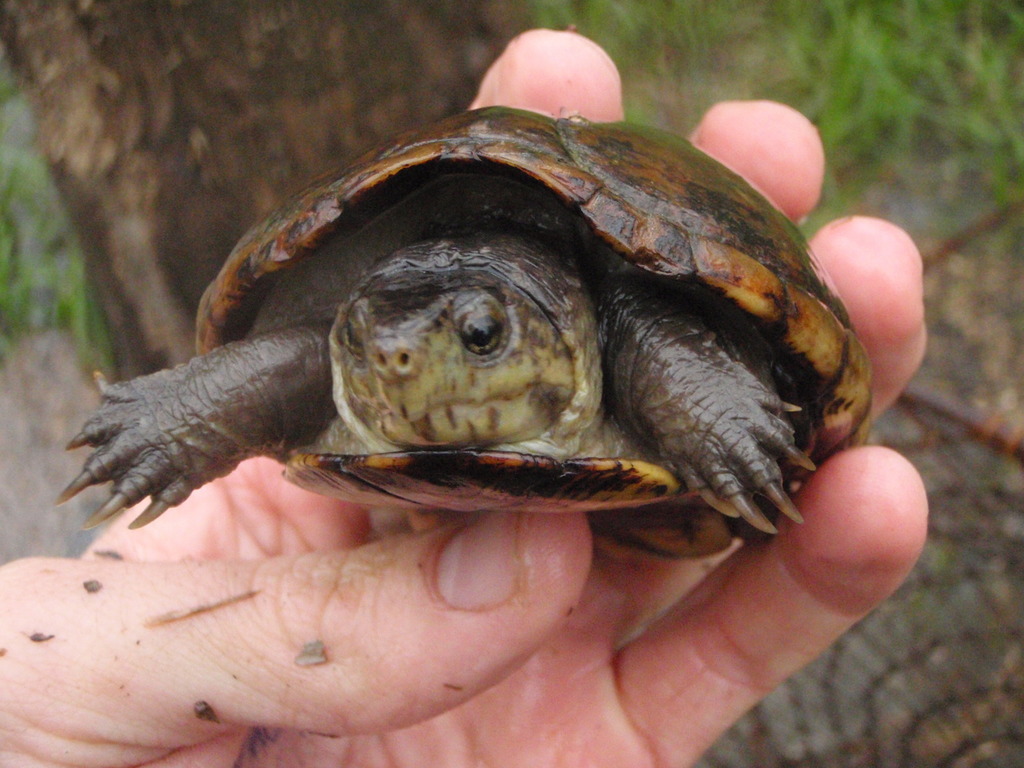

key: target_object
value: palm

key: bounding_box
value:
[151,477,709,765]
[96,458,728,766]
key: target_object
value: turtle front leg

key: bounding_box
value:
[600,277,812,534]
[61,326,334,529]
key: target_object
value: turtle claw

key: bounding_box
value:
[729,493,778,534]
[765,481,803,524]
[93,370,110,394]
[62,359,252,531]
[684,431,806,533]
[83,492,132,530]
[56,469,96,505]
[65,432,90,451]
[698,488,740,518]
[699,487,778,534]
[786,446,816,472]
[128,499,172,529]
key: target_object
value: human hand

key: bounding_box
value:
[0,29,927,767]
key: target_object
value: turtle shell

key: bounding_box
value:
[198,106,871,461]
[196,107,871,554]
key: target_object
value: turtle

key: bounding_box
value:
[60,106,871,558]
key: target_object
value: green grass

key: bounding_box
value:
[530,0,1024,221]
[0,64,107,367]
[770,0,1024,200]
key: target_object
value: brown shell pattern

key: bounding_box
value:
[197,107,871,462]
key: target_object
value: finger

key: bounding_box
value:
[616,446,927,765]
[810,216,927,413]
[470,28,623,121]
[691,100,825,222]
[0,512,591,758]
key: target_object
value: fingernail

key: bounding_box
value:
[435,514,520,611]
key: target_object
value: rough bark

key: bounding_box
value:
[0,0,526,375]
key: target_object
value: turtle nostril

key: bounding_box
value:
[370,343,417,379]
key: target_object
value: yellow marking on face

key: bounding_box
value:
[333,284,576,448]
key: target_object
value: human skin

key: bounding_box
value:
[0,29,928,768]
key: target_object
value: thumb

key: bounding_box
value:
[0,512,591,759]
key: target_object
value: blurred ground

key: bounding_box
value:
[0,330,97,561]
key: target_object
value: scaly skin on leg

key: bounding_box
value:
[600,277,807,533]
[61,325,334,528]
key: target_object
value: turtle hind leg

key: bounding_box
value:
[61,325,334,528]
[599,277,807,535]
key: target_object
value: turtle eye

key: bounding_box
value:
[454,293,506,357]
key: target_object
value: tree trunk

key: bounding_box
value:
[0,0,526,375]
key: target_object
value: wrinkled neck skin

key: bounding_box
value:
[322,234,607,460]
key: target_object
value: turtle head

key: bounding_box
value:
[331,235,582,448]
